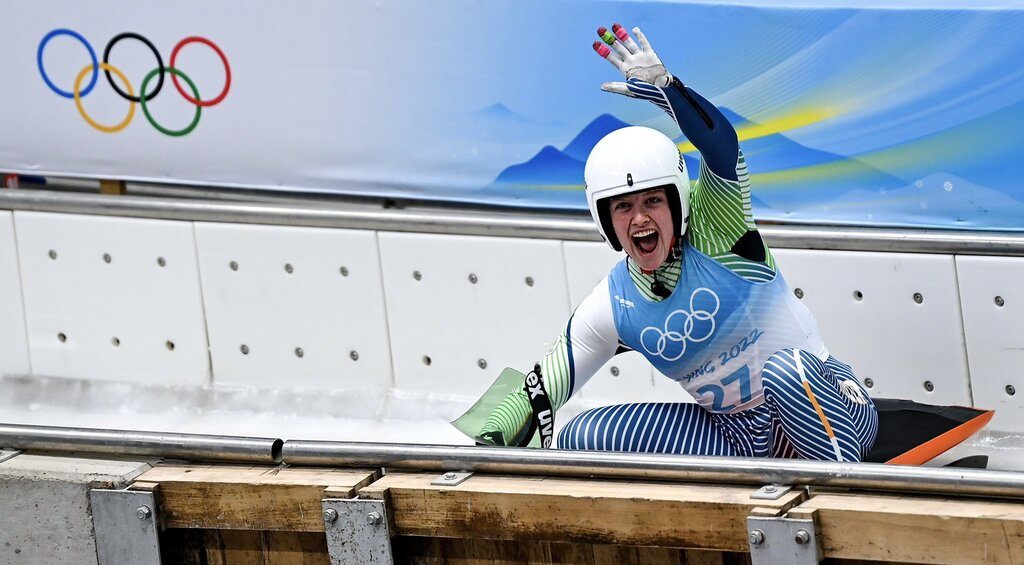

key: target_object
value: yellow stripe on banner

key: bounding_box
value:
[802,380,837,440]
[677,107,839,154]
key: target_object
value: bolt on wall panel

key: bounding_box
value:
[955,256,1024,433]
[194,222,392,393]
[14,212,210,385]
[379,232,570,403]
[773,248,971,406]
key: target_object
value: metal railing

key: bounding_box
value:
[0,423,282,463]
[283,440,1024,499]
[1,423,1022,500]
[4,188,1024,255]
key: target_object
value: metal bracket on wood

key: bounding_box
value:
[750,484,793,500]
[430,470,474,487]
[322,498,394,565]
[90,488,162,565]
[0,449,22,464]
[747,515,822,565]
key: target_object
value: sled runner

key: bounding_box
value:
[864,398,993,466]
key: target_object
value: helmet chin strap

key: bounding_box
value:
[669,235,683,260]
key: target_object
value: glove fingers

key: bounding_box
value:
[598,26,631,60]
[612,23,641,55]
[600,82,634,97]
[592,41,625,71]
[633,26,654,53]
[610,38,631,60]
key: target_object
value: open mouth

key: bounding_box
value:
[631,229,659,255]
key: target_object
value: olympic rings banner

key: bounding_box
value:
[36,30,231,136]
[3,1,1024,231]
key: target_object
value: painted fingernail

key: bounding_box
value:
[613,23,629,41]
[593,41,611,57]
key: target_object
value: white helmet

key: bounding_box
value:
[584,126,689,251]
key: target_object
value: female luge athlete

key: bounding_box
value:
[476,24,878,461]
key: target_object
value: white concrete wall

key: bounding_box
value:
[0,211,1020,432]
[955,256,1024,433]
[773,249,971,406]
[194,222,392,392]
[15,212,209,385]
[0,212,30,376]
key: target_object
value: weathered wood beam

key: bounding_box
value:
[791,493,1024,565]
[358,472,805,552]
[390,537,746,565]
[136,463,1024,564]
[134,464,379,532]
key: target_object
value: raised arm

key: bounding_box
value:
[594,25,739,181]
[595,24,770,265]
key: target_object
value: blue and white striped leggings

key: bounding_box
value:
[558,349,879,461]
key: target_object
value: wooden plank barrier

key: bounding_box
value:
[131,463,1024,565]
[137,464,379,531]
[792,493,1024,564]
[136,464,379,564]
[356,472,803,550]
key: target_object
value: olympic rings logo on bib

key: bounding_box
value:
[37,29,230,136]
[640,288,720,362]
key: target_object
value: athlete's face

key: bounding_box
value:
[609,187,674,271]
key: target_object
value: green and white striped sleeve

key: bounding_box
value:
[479,277,620,443]
[688,151,778,278]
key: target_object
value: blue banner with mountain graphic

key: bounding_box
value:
[466,4,1024,231]
[4,1,1023,230]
